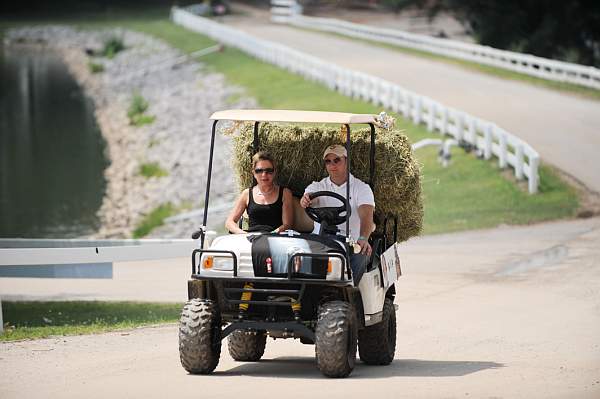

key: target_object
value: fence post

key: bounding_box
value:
[441,107,448,135]
[484,124,493,160]
[515,144,524,180]
[528,155,540,194]
[390,86,401,113]
[456,112,464,141]
[0,298,3,333]
[468,117,476,147]
[401,91,410,118]
[427,102,435,132]
[498,131,507,169]
[414,96,422,125]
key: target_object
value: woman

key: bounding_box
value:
[225,151,293,234]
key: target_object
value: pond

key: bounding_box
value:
[0,43,108,238]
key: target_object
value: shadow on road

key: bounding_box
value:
[213,357,504,379]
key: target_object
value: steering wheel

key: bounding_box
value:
[305,191,350,227]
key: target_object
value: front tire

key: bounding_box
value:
[315,300,357,378]
[358,297,396,365]
[227,330,267,361]
[179,299,222,374]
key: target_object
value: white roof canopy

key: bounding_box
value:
[210,109,377,124]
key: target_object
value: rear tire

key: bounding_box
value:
[179,299,222,374]
[227,330,267,361]
[315,300,357,378]
[358,297,396,365]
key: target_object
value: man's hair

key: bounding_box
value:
[252,151,276,170]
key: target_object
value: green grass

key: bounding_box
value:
[1,301,182,341]
[132,202,176,238]
[138,162,168,178]
[100,36,125,59]
[130,113,156,126]
[419,148,578,234]
[0,7,581,235]
[127,93,155,126]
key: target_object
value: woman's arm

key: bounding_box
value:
[274,188,294,233]
[225,189,249,234]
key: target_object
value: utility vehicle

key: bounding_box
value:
[180,110,402,378]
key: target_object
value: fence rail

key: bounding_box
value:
[0,238,201,333]
[0,238,199,267]
[171,7,540,193]
[287,14,600,91]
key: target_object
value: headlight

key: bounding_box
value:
[213,256,233,270]
[201,255,233,271]
[326,257,343,280]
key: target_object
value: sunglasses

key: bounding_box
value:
[324,157,343,165]
[254,168,274,174]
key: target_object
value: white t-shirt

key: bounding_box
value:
[304,174,375,239]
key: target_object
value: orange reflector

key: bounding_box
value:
[203,256,213,269]
[327,259,332,273]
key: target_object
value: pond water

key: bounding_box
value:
[0,44,108,238]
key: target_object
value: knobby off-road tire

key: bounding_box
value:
[358,297,396,365]
[227,330,267,361]
[315,300,357,378]
[179,299,222,374]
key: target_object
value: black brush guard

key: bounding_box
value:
[191,249,351,341]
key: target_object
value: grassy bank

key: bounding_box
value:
[0,8,580,235]
[1,301,182,341]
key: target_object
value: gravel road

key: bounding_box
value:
[2,217,599,398]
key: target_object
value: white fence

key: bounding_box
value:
[270,0,302,23]
[0,238,202,333]
[0,239,198,267]
[287,15,600,91]
[171,7,540,193]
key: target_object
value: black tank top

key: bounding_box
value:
[247,186,284,232]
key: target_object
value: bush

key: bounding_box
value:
[139,162,168,178]
[130,114,156,126]
[127,94,148,117]
[88,61,104,73]
[127,94,155,126]
[101,36,125,59]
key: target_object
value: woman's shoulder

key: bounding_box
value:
[241,188,250,201]
[282,186,293,197]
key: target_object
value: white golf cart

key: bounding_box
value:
[180,110,403,378]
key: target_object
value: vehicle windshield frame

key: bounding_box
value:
[200,110,378,264]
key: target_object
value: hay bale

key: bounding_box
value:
[226,123,422,242]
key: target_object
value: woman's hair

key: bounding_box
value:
[252,151,276,170]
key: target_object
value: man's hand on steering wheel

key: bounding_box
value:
[300,192,312,209]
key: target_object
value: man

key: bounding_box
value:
[300,144,375,284]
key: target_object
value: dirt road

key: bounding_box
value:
[2,217,599,398]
